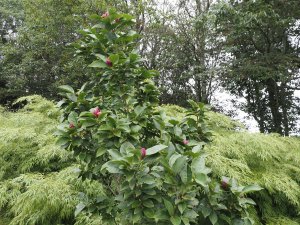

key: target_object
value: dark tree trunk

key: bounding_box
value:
[266,78,283,135]
[254,83,266,133]
[280,83,290,136]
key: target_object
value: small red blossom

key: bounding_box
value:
[183,139,189,145]
[101,11,109,18]
[106,58,113,67]
[91,107,101,118]
[69,123,75,129]
[114,18,120,23]
[221,177,230,190]
[141,147,147,159]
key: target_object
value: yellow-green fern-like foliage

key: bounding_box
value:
[0,95,70,180]
[207,133,300,224]
[0,96,106,225]
[0,98,300,225]
[164,105,300,225]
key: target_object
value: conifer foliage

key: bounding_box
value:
[57,9,261,224]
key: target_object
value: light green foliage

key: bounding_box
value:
[0,171,77,225]
[0,167,106,225]
[267,217,300,225]
[163,104,244,134]
[163,104,300,224]
[0,96,70,180]
[207,132,300,223]
[0,96,106,224]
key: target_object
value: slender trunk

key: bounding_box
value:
[266,78,283,135]
[254,83,266,133]
[280,83,289,136]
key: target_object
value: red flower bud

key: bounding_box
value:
[141,147,147,159]
[221,177,230,190]
[183,139,189,145]
[106,58,112,67]
[69,123,75,129]
[115,18,120,23]
[101,11,109,18]
[90,107,101,118]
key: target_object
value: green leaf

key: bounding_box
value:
[192,143,205,154]
[163,198,174,216]
[178,203,187,214]
[143,199,154,208]
[183,210,198,219]
[120,141,135,155]
[79,118,97,128]
[108,149,122,160]
[182,217,190,225]
[209,212,218,225]
[94,54,107,61]
[201,207,211,218]
[191,155,211,175]
[172,156,187,174]
[59,85,74,94]
[96,148,106,157]
[153,116,165,130]
[66,93,77,102]
[170,216,181,225]
[239,198,256,205]
[174,126,182,136]
[109,54,119,64]
[88,60,107,68]
[147,144,168,155]
[75,202,85,216]
[134,105,146,117]
[187,99,198,109]
[56,137,70,146]
[144,208,155,218]
[241,184,263,194]
[169,154,181,168]
[101,161,122,174]
[79,111,94,117]
[194,173,210,187]
[143,189,156,196]
[68,112,78,124]
[139,175,155,185]
[131,125,142,133]
[132,213,140,224]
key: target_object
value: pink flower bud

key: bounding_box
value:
[141,147,147,159]
[221,177,230,190]
[183,139,189,145]
[69,123,75,129]
[91,107,101,118]
[101,11,109,18]
[106,58,112,67]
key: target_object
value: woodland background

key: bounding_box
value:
[1,0,300,224]
[1,0,299,135]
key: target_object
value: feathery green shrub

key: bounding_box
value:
[0,97,300,224]
[0,95,71,180]
[164,105,300,224]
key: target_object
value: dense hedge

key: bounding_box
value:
[0,96,299,224]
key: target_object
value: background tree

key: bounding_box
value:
[0,0,111,105]
[215,0,300,135]
[0,0,153,105]
[0,0,24,104]
[141,0,225,106]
